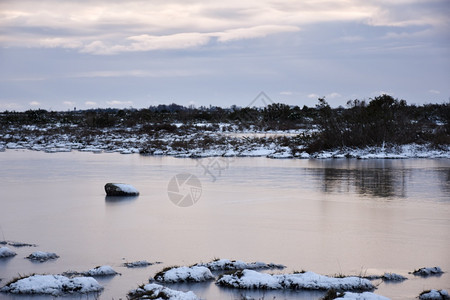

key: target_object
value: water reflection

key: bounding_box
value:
[309,160,408,198]
[438,169,450,196]
[105,195,139,204]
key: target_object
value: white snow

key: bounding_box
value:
[197,259,285,271]
[381,273,407,281]
[335,291,391,300]
[128,283,199,300]
[0,274,103,296]
[419,289,449,300]
[26,251,59,261]
[0,247,16,258]
[154,266,214,283]
[86,265,119,276]
[124,260,154,268]
[113,183,139,194]
[216,270,375,291]
[412,267,443,276]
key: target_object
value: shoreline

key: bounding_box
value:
[1,141,449,159]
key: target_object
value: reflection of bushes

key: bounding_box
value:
[317,165,406,198]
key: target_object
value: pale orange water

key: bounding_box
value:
[0,151,449,299]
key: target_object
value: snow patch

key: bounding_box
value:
[419,289,449,300]
[0,274,103,296]
[0,247,16,258]
[86,265,119,276]
[128,283,199,300]
[196,259,285,271]
[154,266,214,283]
[412,267,443,277]
[26,251,59,262]
[216,269,375,291]
[124,260,161,268]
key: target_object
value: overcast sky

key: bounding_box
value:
[1,0,449,111]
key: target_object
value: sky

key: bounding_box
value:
[0,0,449,111]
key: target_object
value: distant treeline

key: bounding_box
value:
[1,95,448,152]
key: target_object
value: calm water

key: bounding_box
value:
[0,151,449,299]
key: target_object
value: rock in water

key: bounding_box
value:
[104,183,139,196]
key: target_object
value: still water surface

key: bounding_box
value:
[0,151,449,299]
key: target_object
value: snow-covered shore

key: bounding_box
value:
[0,123,448,159]
[216,269,375,291]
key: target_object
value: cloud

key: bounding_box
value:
[0,102,23,111]
[29,101,41,106]
[429,89,440,94]
[216,25,300,42]
[280,91,293,95]
[2,0,446,55]
[307,93,320,99]
[63,101,76,106]
[327,92,342,99]
[106,100,132,106]
[85,101,97,106]
[70,69,209,78]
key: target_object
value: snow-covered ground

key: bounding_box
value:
[216,269,375,291]
[26,251,59,262]
[63,265,119,277]
[412,267,444,276]
[196,258,285,270]
[154,266,215,283]
[1,123,448,159]
[124,260,160,268]
[365,273,407,281]
[86,265,119,276]
[128,283,199,300]
[419,289,449,300]
[0,247,16,258]
[0,274,103,296]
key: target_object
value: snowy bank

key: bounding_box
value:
[86,265,119,276]
[334,291,390,300]
[419,289,449,300]
[124,260,161,268]
[412,267,443,277]
[216,270,375,291]
[63,265,119,277]
[0,274,103,296]
[26,251,59,262]
[196,259,285,271]
[104,183,139,196]
[154,266,214,283]
[365,273,407,281]
[0,247,16,258]
[128,283,199,300]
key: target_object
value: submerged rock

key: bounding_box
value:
[104,183,139,196]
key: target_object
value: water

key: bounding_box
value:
[0,150,449,299]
